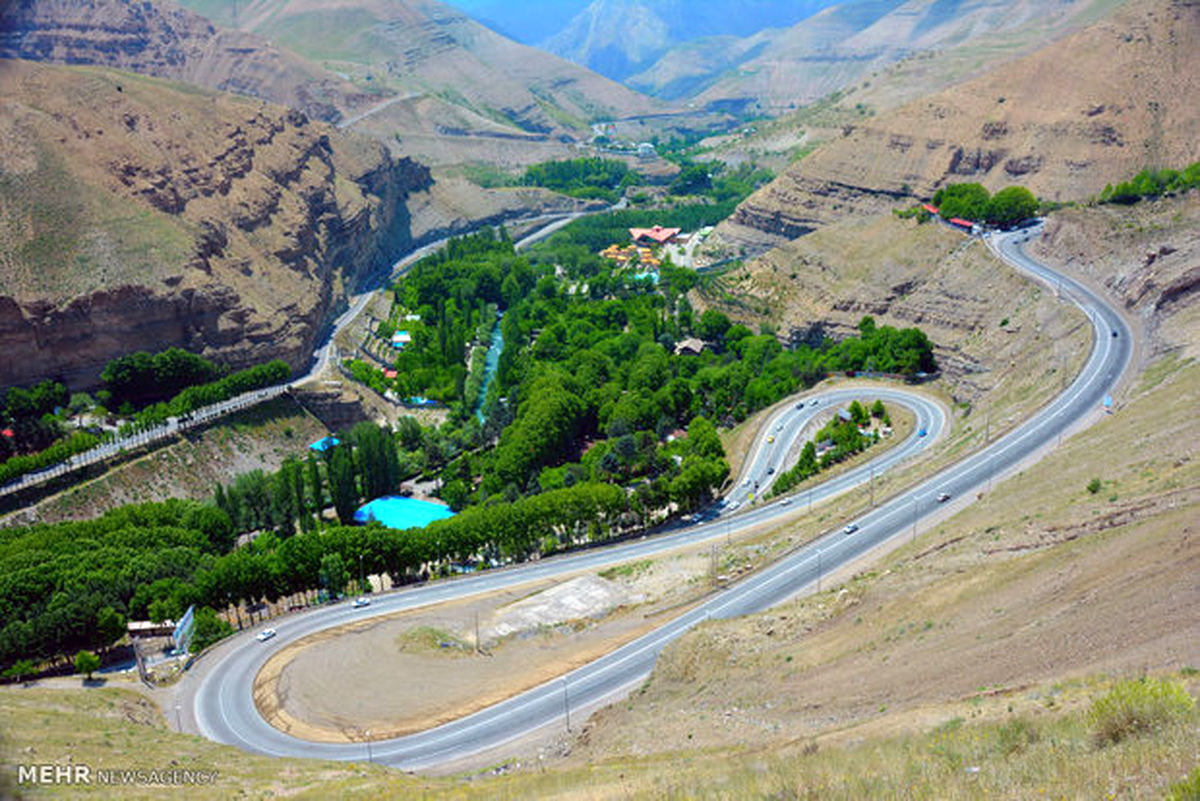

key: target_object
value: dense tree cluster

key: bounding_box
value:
[385,230,529,405]
[1099,162,1200,205]
[100,347,225,413]
[522,157,639,203]
[0,478,635,672]
[131,360,291,426]
[767,401,885,499]
[0,380,68,458]
[932,183,1038,227]
[536,204,741,253]
[0,499,232,671]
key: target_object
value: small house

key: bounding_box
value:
[674,337,706,356]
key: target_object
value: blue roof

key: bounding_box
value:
[309,436,340,452]
[355,496,456,529]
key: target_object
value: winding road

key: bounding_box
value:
[182,222,1132,770]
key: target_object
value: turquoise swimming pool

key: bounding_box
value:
[354,496,455,529]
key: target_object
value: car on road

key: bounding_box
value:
[776,423,784,432]
[766,466,775,475]
[779,498,792,506]
[1112,330,1118,337]
[256,628,276,642]
[918,428,927,437]
[726,500,740,511]
[766,435,775,444]
[742,477,751,487]
[352,597,371,609]
[936,492,951,503]
[843,523,859,535]
[795,401,804,409]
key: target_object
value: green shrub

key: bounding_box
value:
[1087,677,1195,746]
[1087,478,1102,494]
[994,717,1038,756]
[1166,766,1200,801]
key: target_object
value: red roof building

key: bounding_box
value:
[1,429,13,438]
[949,217,975,230]
[922,204,939,214]
[629,225,682,245]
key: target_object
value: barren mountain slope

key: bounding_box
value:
[179,0,660,143]
[1030,192,1200,359]
[0,60,430,389]
[630,0,1120,107]
[722,0,1200,245]
[542,0,838,84]
[0,0,375,123]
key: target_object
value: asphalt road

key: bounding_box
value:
[187,222,1130,769]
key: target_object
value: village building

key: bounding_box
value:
[630,225,682,246]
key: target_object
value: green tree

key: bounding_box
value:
[3,659,37,685]
[191,607,234,652]
[95,607,126,649]
[697,310,731,343]
[870,399,886,419]
[319,553,349,598]
[329,446,359,526]
[933,183,990,221]
[985,186,1038,227]
[74,650,100,681]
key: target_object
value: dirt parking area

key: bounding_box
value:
[254,551,715,743]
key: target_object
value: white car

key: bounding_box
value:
[726,500,741,512]
[843,523,859,535]
[779,498,793,506]
[352,597,371,609]
[256,628,277,642]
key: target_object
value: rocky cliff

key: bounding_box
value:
[0,0,376,123]
[0,60,430,389]
[721,0,1200,246]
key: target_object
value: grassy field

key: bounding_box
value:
[2,672,1193,799]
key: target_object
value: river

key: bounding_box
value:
[474,318,504,422]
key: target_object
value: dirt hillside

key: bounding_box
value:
[0,0,376,123]
[721,0,1200,245]
[0,60,429,389]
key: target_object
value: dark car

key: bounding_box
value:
[766,466,775,475]
[936,492,951,503]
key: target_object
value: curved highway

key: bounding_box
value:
[187,222,1131,769]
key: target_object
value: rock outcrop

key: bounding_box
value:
[0,60,430,389]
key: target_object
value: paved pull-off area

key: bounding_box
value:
[181,224,1131,770]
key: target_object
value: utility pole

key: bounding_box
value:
[365,730,372,764]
